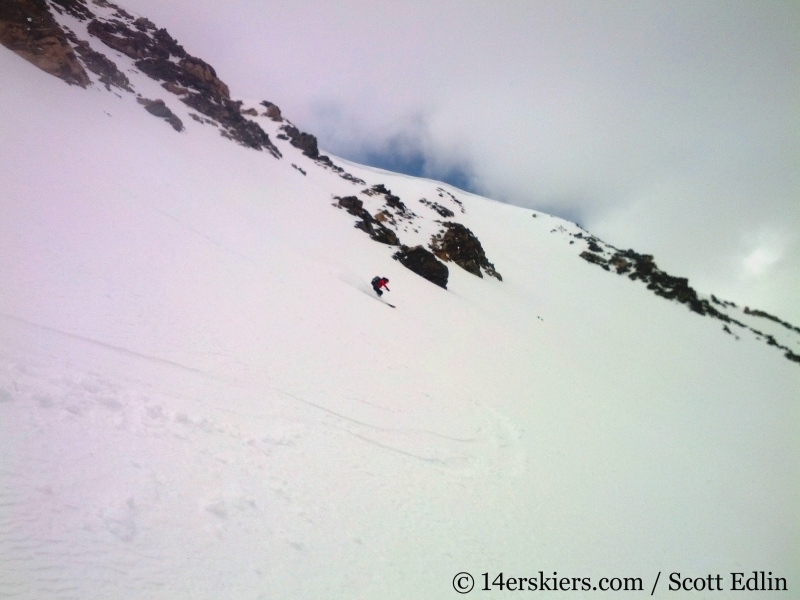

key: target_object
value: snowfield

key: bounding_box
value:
[1,12,798,599]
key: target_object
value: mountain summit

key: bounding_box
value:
[1,1,798,598]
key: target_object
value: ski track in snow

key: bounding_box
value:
[0,314,527,598]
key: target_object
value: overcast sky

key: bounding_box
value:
[122,0,799,323]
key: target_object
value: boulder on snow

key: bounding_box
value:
[137,97,183,131]
[392,245,449,289]
[260,100,282,121]
[430,222,502,281]
[281,124,319,158]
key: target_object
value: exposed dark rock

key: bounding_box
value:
[430,222,502,280]
[241,107,258,116]
[162,81,188,95]
[88,18,162,59]
[577,236,799,366]
[363,184,416,219]
[179,55,228,97]
[133,17,156,31]
[132,52,278,155]
[49,0,93,21]
[436,187,466,213]
[87,13,187,61]
[587,239,603,253]
[580,251,610,271]
[336,195,365,216]
[0,0,90,86]
[64,31,132,91]
[339,171,366,185]
[356,219,399,245]
[335,196,399,245]
[393,246,449,289]
[281,124,319,158]
[180,92,279,154]
[260,100,282,121]
[743,306,800,334]
[277,122,365,183]
[137,97,183,131]
[153,27,186,58]
[419,198,454,218]
[189,112,216,126]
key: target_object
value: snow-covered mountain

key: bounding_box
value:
[1,1,797,598]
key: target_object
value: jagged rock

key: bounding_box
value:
[0,0,90,87]
[393,246,449,289]
[179,56,228,98]
[137,97,183,131]
[364,184,415,219]
[276,121,364,182]
[580,251,610,270]
[430,222,502,280]
[356,220,399,245]
[419,198,454,218]
[260,101,282,121]
[162,81,188,95]
[337,195,365,216]
[181,92,279,154]
[587,240,603,253]
[133,17,156,32]
[88,18,159,59]
[88,14,188,60]
[49,0,94,21]
[336,196,399,245]
[743,306,800,334]
[64,31,132,91]
[132,53,279,154]
[281,124,319,158]
[241,107,258,116]
[436,187,466,213]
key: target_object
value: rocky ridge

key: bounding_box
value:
[572,227,800,364]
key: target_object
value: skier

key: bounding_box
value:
[371,276,390,297]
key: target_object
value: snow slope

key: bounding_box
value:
[1,6,798,599]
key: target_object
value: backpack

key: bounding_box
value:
[371,276,381,287]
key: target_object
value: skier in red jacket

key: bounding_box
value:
[371,276,390,297]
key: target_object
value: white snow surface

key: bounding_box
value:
[1,16,798,599]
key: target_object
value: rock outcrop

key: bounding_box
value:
[0,0,90,86]
[430,222,502,280]
[392,246,449,289]
[336,196,399,245]
[575,234,800,364]
[419,198,454,218]
[137,97,183,131]
[281,124,319,158]
[364,184,414,218]
[261,101,282,122]
[64,31,132,91]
